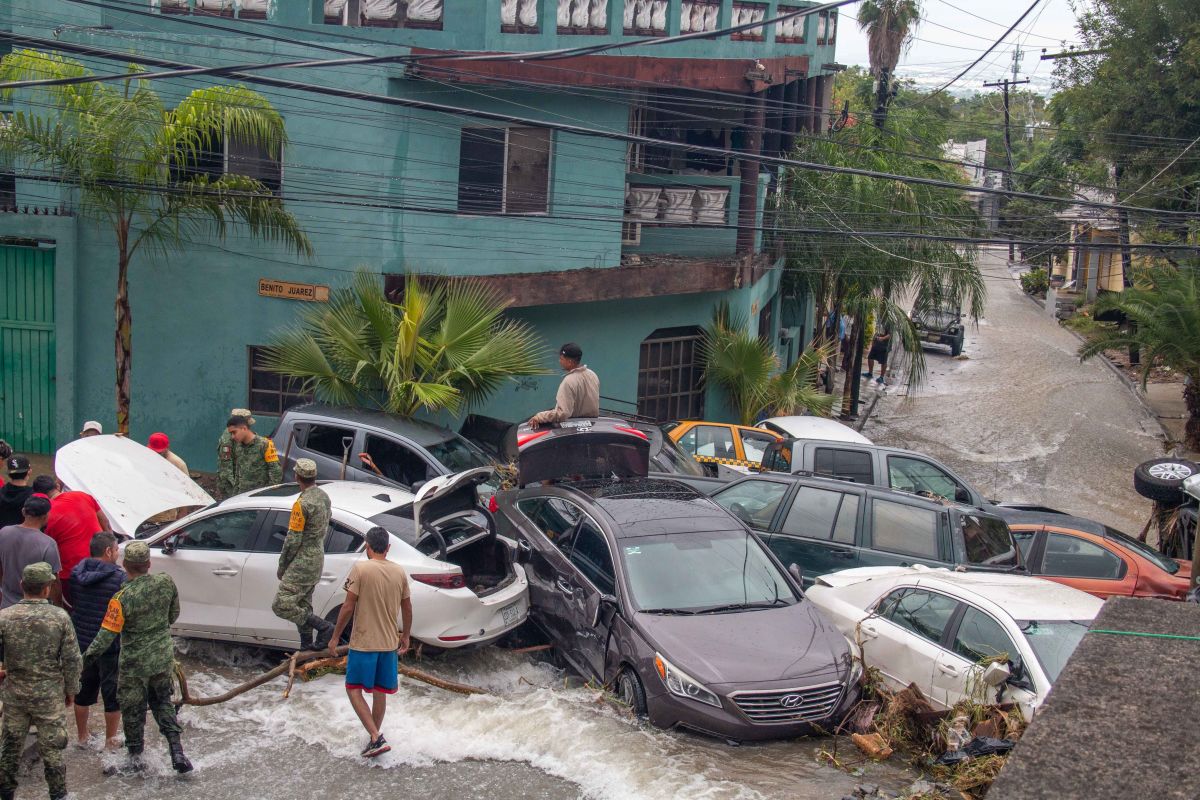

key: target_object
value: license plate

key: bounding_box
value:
[501,603,520,626]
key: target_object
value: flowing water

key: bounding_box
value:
[56,642,917,800]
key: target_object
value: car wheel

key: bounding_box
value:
[324,607,353,646]
[1133,458,1198,503]
[950,333,964,357]
[616,667,648,717]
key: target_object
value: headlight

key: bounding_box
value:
[654,653,721,708]
[843,636,864,685]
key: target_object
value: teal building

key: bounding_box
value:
[0,0,837,468]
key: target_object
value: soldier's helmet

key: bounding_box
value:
[124,541,152,566]
[295,459,318,479]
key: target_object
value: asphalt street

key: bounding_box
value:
[864,248,1162,535]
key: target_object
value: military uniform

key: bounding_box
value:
[83,542,191,773]
[230,434,282,495]
[271,461,334,650]
[216,429,236,500]
[0,563,81,800]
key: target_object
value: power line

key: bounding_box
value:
[923,0,1042,99]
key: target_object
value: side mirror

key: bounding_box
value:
[981,661,1011,687]
[515,538,533,565]
[788,563,803,586]
[160,537,177,556]
[594,593,619,628]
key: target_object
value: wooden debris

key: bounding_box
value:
[851,732,894,760]
[508,644,553,655]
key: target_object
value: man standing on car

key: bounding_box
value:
[272,459,335,652]
[0,495,62,609]
[69,532,125,750]
[216,408,255,499]
[329,526,412,759]
[82,541,192,774]
[528,343,600,427]
[226,414,282,496]
[0,562,81,800]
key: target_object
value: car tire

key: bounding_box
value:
[950,333,964,357]
[1133,458,1198,503]
[324,607,353,646]
[616,667,648,718]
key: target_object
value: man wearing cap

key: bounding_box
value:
[0,456,34,528]
[83,541,192,774]
[216,408,255,499]
[528,343,600,428]
[78,421,103,438]
[225,414,282,497]
[0,495,61,609]
[0,561,82,800]
[147,433,188,476]
[271,459,335,651]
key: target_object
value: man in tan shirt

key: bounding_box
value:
[529,342,600,427]
[329,526,412,759]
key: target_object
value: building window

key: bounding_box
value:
[0,170,14,211]
[247,346,313,416]
[172,130,283,195]
[457,127,552,215]
[637,326,705,422]
[775,5,807,43]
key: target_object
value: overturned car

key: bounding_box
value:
[492,418,861,742]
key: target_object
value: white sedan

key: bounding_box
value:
[56,436,529,651]
[806,565,1102,719]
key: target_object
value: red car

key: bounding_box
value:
[999,510,1192,600]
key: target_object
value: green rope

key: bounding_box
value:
[1089,629,1200,642]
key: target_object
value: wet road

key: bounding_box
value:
[865,248,1162,534]
[52,642,917,800]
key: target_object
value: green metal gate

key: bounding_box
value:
[0,244,56,454]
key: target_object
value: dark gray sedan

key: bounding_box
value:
[494,419,860,742]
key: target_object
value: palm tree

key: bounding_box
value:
[1079,265,1200,449]
[856,0,923,128]
[263,270,550,417]
[0,50,312,433]
[701,306,834,426]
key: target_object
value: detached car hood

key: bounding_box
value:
[636,601,849,686]
[56,435,214,537]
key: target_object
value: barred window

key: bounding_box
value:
[637,326,704,422]
[247,346,313,416]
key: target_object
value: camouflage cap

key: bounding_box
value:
[21,561,55,586]
[124,540,152,565]
[294,458,318,479]
[230,408,256,426]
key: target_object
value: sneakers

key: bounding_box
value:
[361,735,391,758]
[876,376,884,385]
[861,371,872,378]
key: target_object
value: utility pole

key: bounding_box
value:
[984,72,1030,261]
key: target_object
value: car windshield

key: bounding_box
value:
[621,529,798,613]
[427,436,492,472]
[914,306,958,329]
[960,514,1020,567]
[1018,620,1091,683]
[1104,525,1180,574]
[654,430,706,477]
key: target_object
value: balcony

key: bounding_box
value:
[621,173,770,258]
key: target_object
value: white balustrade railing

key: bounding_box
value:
[557,0,609,33]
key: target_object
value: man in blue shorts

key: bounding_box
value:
[328,526,412,758]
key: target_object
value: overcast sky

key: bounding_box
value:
[834,0,1084,94]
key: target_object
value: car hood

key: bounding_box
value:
[56,435,213,537]
[635,601,849,686]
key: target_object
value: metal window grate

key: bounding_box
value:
[247,345,314,416]
[636,327,704,422]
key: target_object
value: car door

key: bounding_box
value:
[297,422,360,481]
[676,424,738,475]
[860,587,961,706]
[1038,530,1132,598]
[934,604,1038,712]
[737,428,779,467]
[510,495,588,647]
[152,508,263,638]
[886,454,973,504]
[562,519,619,680]
[769,485,863,582]
[860,496,950,570]
[235,509,351,644]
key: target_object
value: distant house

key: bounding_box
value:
[1054,188,1134,303]
[943,139,1001,229]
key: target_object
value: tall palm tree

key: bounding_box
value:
[1079,265,1200,449]
[0,50,312,433]
[857,0,923,128]
[263,270,550,417]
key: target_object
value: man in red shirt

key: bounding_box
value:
[36,476,111,595]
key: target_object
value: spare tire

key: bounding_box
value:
[1133,458,1199,503]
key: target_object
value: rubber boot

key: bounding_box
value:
[308,614,335,651]
[106,745,145,776]
[166,733,193,774]
[295,624,313,652]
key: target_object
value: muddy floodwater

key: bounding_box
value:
[56,642,917,800]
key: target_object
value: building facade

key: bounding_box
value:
[0,0,837,467]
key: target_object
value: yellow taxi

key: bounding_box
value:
[663,421,781,475]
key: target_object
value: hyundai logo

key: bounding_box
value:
[779,694,804,708]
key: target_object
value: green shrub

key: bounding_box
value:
[1020,268,1049,296]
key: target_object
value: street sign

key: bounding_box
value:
[258,278,330,303]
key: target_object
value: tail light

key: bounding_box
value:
[487,494,499,513]
[411,572,466,590]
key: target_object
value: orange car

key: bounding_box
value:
[663,421,781,475]
[1000,510,1192,600]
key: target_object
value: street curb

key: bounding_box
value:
[1012,276,1171,444]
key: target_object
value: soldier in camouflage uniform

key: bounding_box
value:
[0,562,81,800]
[226,414,282,495]
[82,541,192,774]
[216,407,254,499]
[271,459,335,651]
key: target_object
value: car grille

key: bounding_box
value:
[730,681,845,725]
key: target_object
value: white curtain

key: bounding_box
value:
[627,187,662,221]
[650,0,667,31]
[558,0,571,26]
[362,0,398,20]
[589,0,607,28]
[518,0,538,26]
[695,188,729,224]
[408,0,442,21]
[662,188,696,223]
